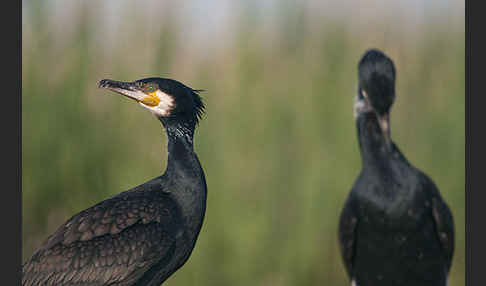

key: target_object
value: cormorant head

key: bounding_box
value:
[355,49,396,142]
[99,77,204,127]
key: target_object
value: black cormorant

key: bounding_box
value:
[23,77,207,286]
[338,49,454,286]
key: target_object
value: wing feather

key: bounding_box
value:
[23,189,182,286]
[431,196,455,273]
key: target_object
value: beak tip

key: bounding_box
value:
[98,79,110,89]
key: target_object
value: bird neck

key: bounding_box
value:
[161,119,199,176]
[161,119,207,242]
[356,112,396,172]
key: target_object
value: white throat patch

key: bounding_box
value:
[354,94,372,119]
[140,90,176,117]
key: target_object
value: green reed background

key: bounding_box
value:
[22,1,464,285]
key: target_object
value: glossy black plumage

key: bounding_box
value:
[23,78,207,286]
[338,49,454,286]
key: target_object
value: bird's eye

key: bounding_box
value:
[144,84,157,93]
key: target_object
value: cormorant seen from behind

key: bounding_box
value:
[338,49,454,286]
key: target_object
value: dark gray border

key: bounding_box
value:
[4,0,21,284]
[466,0,476,285]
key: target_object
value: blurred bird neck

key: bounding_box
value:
[357,112,395,171]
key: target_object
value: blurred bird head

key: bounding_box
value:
[354,49,396,141]
[99,77,205,127]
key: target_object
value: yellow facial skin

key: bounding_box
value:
[140,91,161,107]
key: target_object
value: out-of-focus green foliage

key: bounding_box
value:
[22,1,464,285]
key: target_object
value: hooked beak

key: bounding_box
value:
[98,79,147,102]
[99,79,163,107]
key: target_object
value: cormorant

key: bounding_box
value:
[338,49,454,286]
[23,77,207,286]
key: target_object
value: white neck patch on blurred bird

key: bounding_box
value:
[354,94,372,119]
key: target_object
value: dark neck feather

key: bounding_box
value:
[159,118,203,179]
[356,112,413,177]
[357,112,395,172]
[159,117,207,240]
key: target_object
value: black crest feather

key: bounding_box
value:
[191,89,205,124]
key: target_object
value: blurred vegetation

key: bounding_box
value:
[22,1,464,285]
